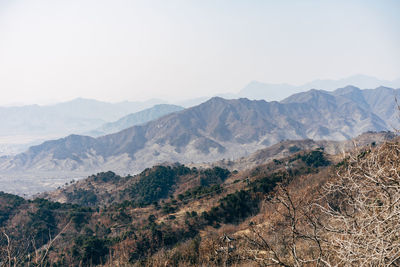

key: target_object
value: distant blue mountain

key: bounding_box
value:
[237,74,400,101]
[0,98,165,137]
[87,104,184,137]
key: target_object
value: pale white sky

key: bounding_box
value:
[0,0,399,105]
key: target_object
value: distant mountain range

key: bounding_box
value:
[0,98,166,136]
[86,104,184,137]
[1,85,398,179]
[175,75,400,107]
[0,98,165,156]
[0,74,397,143]
[283,85,400,129]
[236,74,400,101]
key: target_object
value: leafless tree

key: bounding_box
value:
[243,184,330,267]
[319,142,400,266]
[31,220,72,266]
[0,220,71,267]
[0,231,32,267]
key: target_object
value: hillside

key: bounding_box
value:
[39,131,394,204]
[197,131,395,171]
[0,144,335,266]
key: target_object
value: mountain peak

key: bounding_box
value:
[374,86,393,91]
[281,88,331,104]
[204,96,229,105]
[64,97,107,105]
[333,85,361,95]
[202,97,258,108]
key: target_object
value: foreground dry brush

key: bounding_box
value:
[320,142,400,266]
[231,141,400,267]
[271,142,400,266]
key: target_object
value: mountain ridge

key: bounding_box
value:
[0,86,393,178]
[0,98,167,156]
[86,104,184,137]
[238,75,400,101]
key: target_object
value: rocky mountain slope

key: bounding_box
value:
[196,131,395,171]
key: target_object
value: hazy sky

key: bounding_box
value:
[0,0,399,105]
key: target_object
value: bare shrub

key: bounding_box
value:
[242,184,328,267]
[320,142,400,266]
